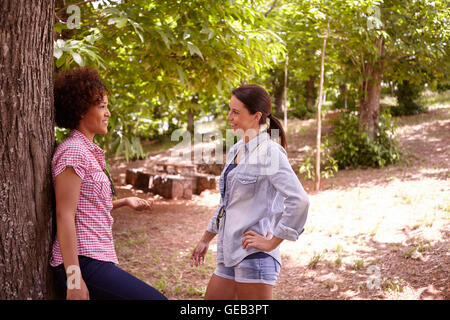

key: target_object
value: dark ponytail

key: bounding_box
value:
[232,84,288,151]
[267,114,287,151]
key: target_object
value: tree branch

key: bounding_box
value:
[56,0,99,14]
[265,0,278,17]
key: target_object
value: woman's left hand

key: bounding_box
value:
[242,230,282,252]
[126,197,153,211]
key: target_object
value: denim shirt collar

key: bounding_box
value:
[245,131,269,155]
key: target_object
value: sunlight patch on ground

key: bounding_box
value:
[279,177,450,266]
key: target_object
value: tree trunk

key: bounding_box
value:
[339,83,348,109]
[305,75,317,111]
[187,94,198,135]
[359,69,382,140]
[0,0,55,299]
[187,109,194,134]
[273,80,284,117]
[315,28,328,192]
[359,38,384,140]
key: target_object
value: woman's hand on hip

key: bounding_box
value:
[242,230,283,252]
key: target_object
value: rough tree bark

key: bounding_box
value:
[359,37,384,140]
[0,0,55,299]
[359,69,382,140]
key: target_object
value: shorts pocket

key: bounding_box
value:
[235,254,280,285]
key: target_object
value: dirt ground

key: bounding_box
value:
[109,103,449,300]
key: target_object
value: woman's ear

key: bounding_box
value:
[254,111,262,123]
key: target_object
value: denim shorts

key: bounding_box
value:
[214,252,281,285]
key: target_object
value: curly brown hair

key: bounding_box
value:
[54,67,109,129]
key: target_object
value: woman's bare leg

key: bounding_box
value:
[204,274,237,300]
[235,282,273,300]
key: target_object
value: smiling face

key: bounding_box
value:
[77,94,110,141]
[227,95,261,137]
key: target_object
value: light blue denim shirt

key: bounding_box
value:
[206,132,310,267]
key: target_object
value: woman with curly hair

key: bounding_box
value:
[51,67,166,300]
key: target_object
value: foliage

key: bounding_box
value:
[332,84,358,111]
[54,127,70,146]
[298,139,339,180]
[53,0,285,158]
[52,0,449,167]
[255,0,338,120]
[390,80,427,116]
[330,110,401,168]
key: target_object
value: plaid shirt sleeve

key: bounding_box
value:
[52,143,88,181]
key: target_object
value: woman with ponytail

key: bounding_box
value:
[191,84,310,300]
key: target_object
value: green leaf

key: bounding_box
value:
[54,47,63,59]
[176,65,186,85]
[55,39,65,49]
[108,17,128,28]
[187,42,204,60]
[71,52,84,66]
[157,30,171,49]
[55,55,66,68]
[54,22,67,34]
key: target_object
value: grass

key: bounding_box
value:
[380,89,450,110]
[383,278,406,297]
[334,244,344,267]
[353,260,365,270]
[115,228,148,250]
[418,89,450,107]
[308,252,324,269]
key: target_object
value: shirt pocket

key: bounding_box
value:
[90,171,112,200]
[235,173,258,201]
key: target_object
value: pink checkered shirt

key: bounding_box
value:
[50,129,118,267]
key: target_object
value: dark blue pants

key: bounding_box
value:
[52,256,167,300]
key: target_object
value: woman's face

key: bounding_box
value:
[227,95,261,135]
[78,94,110,136]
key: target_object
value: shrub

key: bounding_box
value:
[330,110,401,169]
[390,80,427,116]
[298,140,339,180]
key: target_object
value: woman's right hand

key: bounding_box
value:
[190,241,209,267]
[66,278,90,300]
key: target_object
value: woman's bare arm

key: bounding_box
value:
[54,166,89,300]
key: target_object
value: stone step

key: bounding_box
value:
[125,169,217,199]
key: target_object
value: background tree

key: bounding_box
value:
[326,0,449,139]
